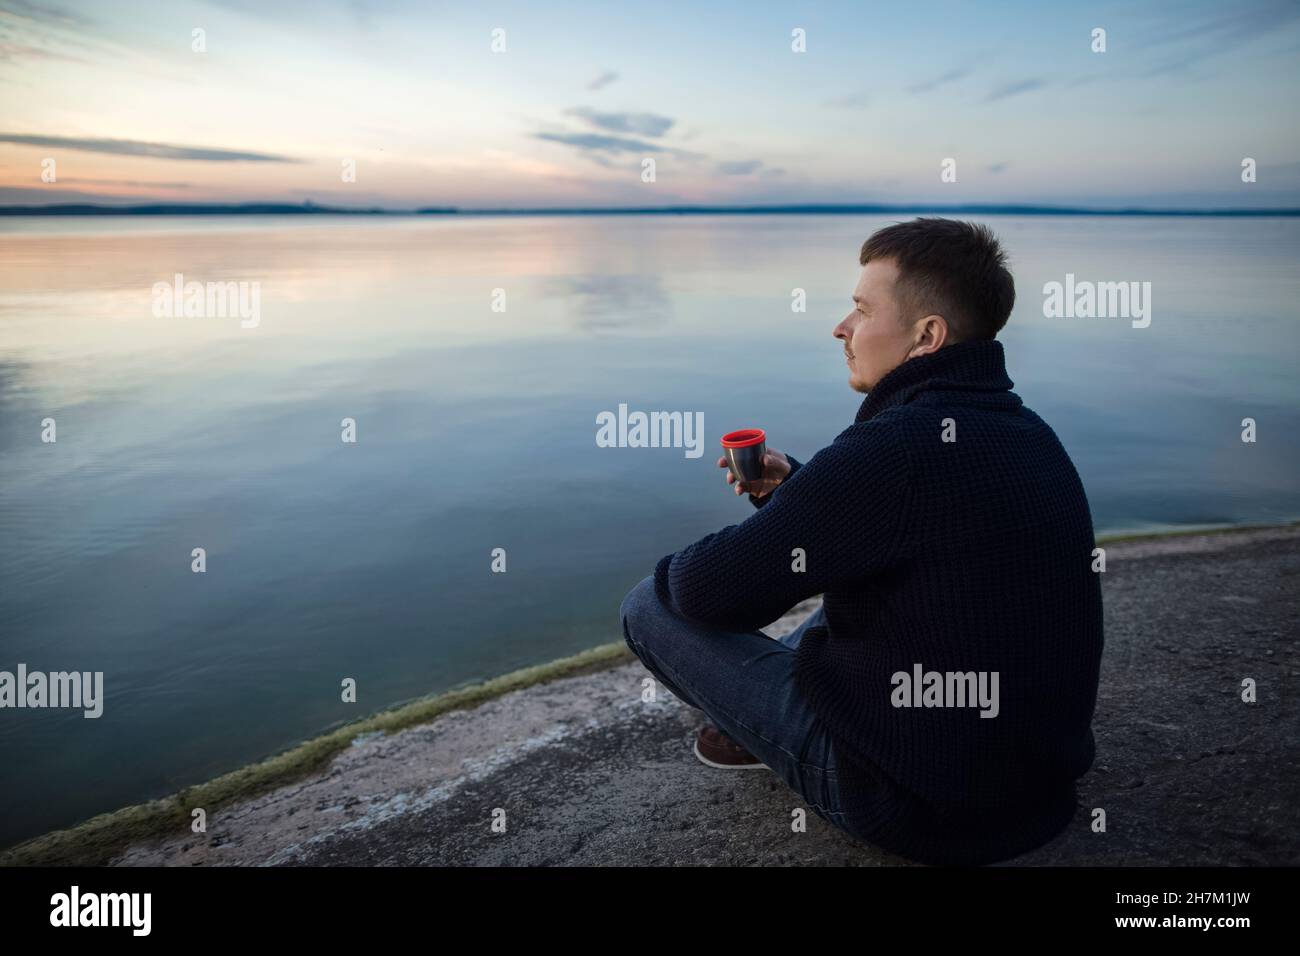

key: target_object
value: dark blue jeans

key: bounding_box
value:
[619,574,857,835]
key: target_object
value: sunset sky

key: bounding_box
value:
[2,0,1298,209]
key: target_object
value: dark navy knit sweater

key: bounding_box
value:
[653,338,1104,865]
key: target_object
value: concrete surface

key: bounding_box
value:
[110,525,1300,866]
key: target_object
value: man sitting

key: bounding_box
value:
[620,217,1104,866]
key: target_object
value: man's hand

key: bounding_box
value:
[717,449,792,498]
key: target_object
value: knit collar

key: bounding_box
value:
[854,337,1017,424]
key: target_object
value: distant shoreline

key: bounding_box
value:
[3,202,1299,217]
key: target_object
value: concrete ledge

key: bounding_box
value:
[5,523,1298,866]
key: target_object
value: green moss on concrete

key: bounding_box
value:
[1095,519,1299,546]
[0,640,632,867]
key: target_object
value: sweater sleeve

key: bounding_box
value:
[655,424,911,631]
[748,453,803,509]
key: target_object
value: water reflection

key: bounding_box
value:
[544,273,672,331]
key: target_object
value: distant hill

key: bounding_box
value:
[1,201,1297,217]
[0,202,452,216]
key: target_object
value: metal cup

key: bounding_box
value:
[721,428,767,484]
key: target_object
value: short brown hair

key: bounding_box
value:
[859,218,1015,342]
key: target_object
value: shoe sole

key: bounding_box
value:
[693,739,769,770]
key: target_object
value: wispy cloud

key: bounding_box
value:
[716,160,760,175]
[56,176,193,188]
[1135,0,1300,74]
[565,107,674,138]
[1059,4,1300,85]
[534,130,693,158]
[586,70,618,91]
[0,0,96,28]
[0,134,299,162]
[985,78,1045,102]
[907,67,970,94]
[716,159,784,177]
[823,91,871,109]
[0,40,89,64]
[0,0,99,66]
[0,185,154,204]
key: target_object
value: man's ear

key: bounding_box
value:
[909,315,949,357]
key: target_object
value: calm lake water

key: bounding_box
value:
[2,213,1298,847]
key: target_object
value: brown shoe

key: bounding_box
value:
[693,724,768,770]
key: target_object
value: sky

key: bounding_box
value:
[1,0,1298,209]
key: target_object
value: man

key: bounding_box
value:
[620,218,1104,866]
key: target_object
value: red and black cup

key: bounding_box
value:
[721,428,767,484]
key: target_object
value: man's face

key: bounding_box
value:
[833,258,920,393]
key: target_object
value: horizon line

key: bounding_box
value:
[2,201,1299,218]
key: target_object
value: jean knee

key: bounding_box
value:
[619,574,659,649]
